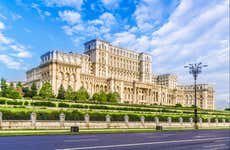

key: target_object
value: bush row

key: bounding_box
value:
[1,108,229,122]
[0,98,229,116]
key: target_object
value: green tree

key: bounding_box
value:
[16,82,23,97]
[22,87,32,97]
[107,92,119,103]
[57,84,65,99]
[175,103,182,107]
[65,85,74,100]
[31,82,38,97]
[39,82,53,99]
[7,82,22,99]
[74,87,89,101]
[92,91,107,102]
[0,78,8,97]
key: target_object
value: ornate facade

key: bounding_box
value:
[26,39,214,109]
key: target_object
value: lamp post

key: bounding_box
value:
[184,62,207,129]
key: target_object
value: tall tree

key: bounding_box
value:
[65,85,74,100]
[31,82,38,97]
[74,87,89,101]
[39,82,53,99]
[16,82,23,88]
[7,82,22,99]
[0,78,8,97]
[107,92,119,103]
[22,87,32,97]
[16,82,24,97]
[92,91,107,102]
[57,84,65,99]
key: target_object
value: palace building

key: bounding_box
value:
[26,39,214,109]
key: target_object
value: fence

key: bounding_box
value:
[0,112,229,129]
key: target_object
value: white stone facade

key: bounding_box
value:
[26,39,214,109]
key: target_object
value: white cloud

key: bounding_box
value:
[134,0,178,32]
[102,0,120,9]
[12,14,22,20]
[0,21,31,69]
[0,22,5,30]
[44,11,51,16]
[0,54,21,69]
[44,0,83,10]
[59,10,81,25]
[31,3,52,19]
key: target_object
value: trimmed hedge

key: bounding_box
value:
[31,101,56,107]
[58,102,70,108]
[0,107,229,122]
[6,100,23,105]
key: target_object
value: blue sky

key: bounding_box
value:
[0,0,229,109]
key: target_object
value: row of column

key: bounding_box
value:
[0,112,227,125]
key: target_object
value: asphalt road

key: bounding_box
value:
[0,130,229,150]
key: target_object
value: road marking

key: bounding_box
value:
[203,144,226,148]
[56,137,230,150]
[214,139,230,143]
[64,139,99,143]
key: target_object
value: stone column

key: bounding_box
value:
[85,114,90,123]
[167,117,172,126]
[179,117,183,126]
[155,117,159,126]
[85,114,90,129]
[140,116,145,124]
[0,112,2,129]
[215,118,218,127]
[30,112,36,129]
[222,119,225,125]
[189,118,193,128]
[59,113,65,128]
[199,118,202,127]
[124,115,129,123]
[106,115,111,128]
[207,118,211,127]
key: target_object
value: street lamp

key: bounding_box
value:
[184,62,208,129]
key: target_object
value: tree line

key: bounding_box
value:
[0,78,120,103]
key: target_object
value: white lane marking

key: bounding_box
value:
[64,139,99,143]
[64,135,97,139]
[214,139,230,143]
[194,135,210,138]
[56,137,230,150]
[203,144,226,148]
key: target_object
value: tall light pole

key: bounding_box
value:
[184,62,208,129]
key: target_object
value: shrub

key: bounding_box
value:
[92,91,107,102]
[31,101,56,107]
[0,99,6,104]
[58,102,69,108]
[175,103,182,107]
[24,101,29,106]
[32,96,43,100]
[6,100,23,105]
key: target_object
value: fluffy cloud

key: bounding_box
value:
[0,22,5,30]
[60,12,117,45]
[0,54,21,69]
[44,0,83,10]
[102,0,120,9]
[59,10,81,25]
[134,0,179,33]
[0,21,31,69]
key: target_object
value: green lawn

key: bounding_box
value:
[0,127,229,136]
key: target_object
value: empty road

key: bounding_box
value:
[0,130,229,150]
